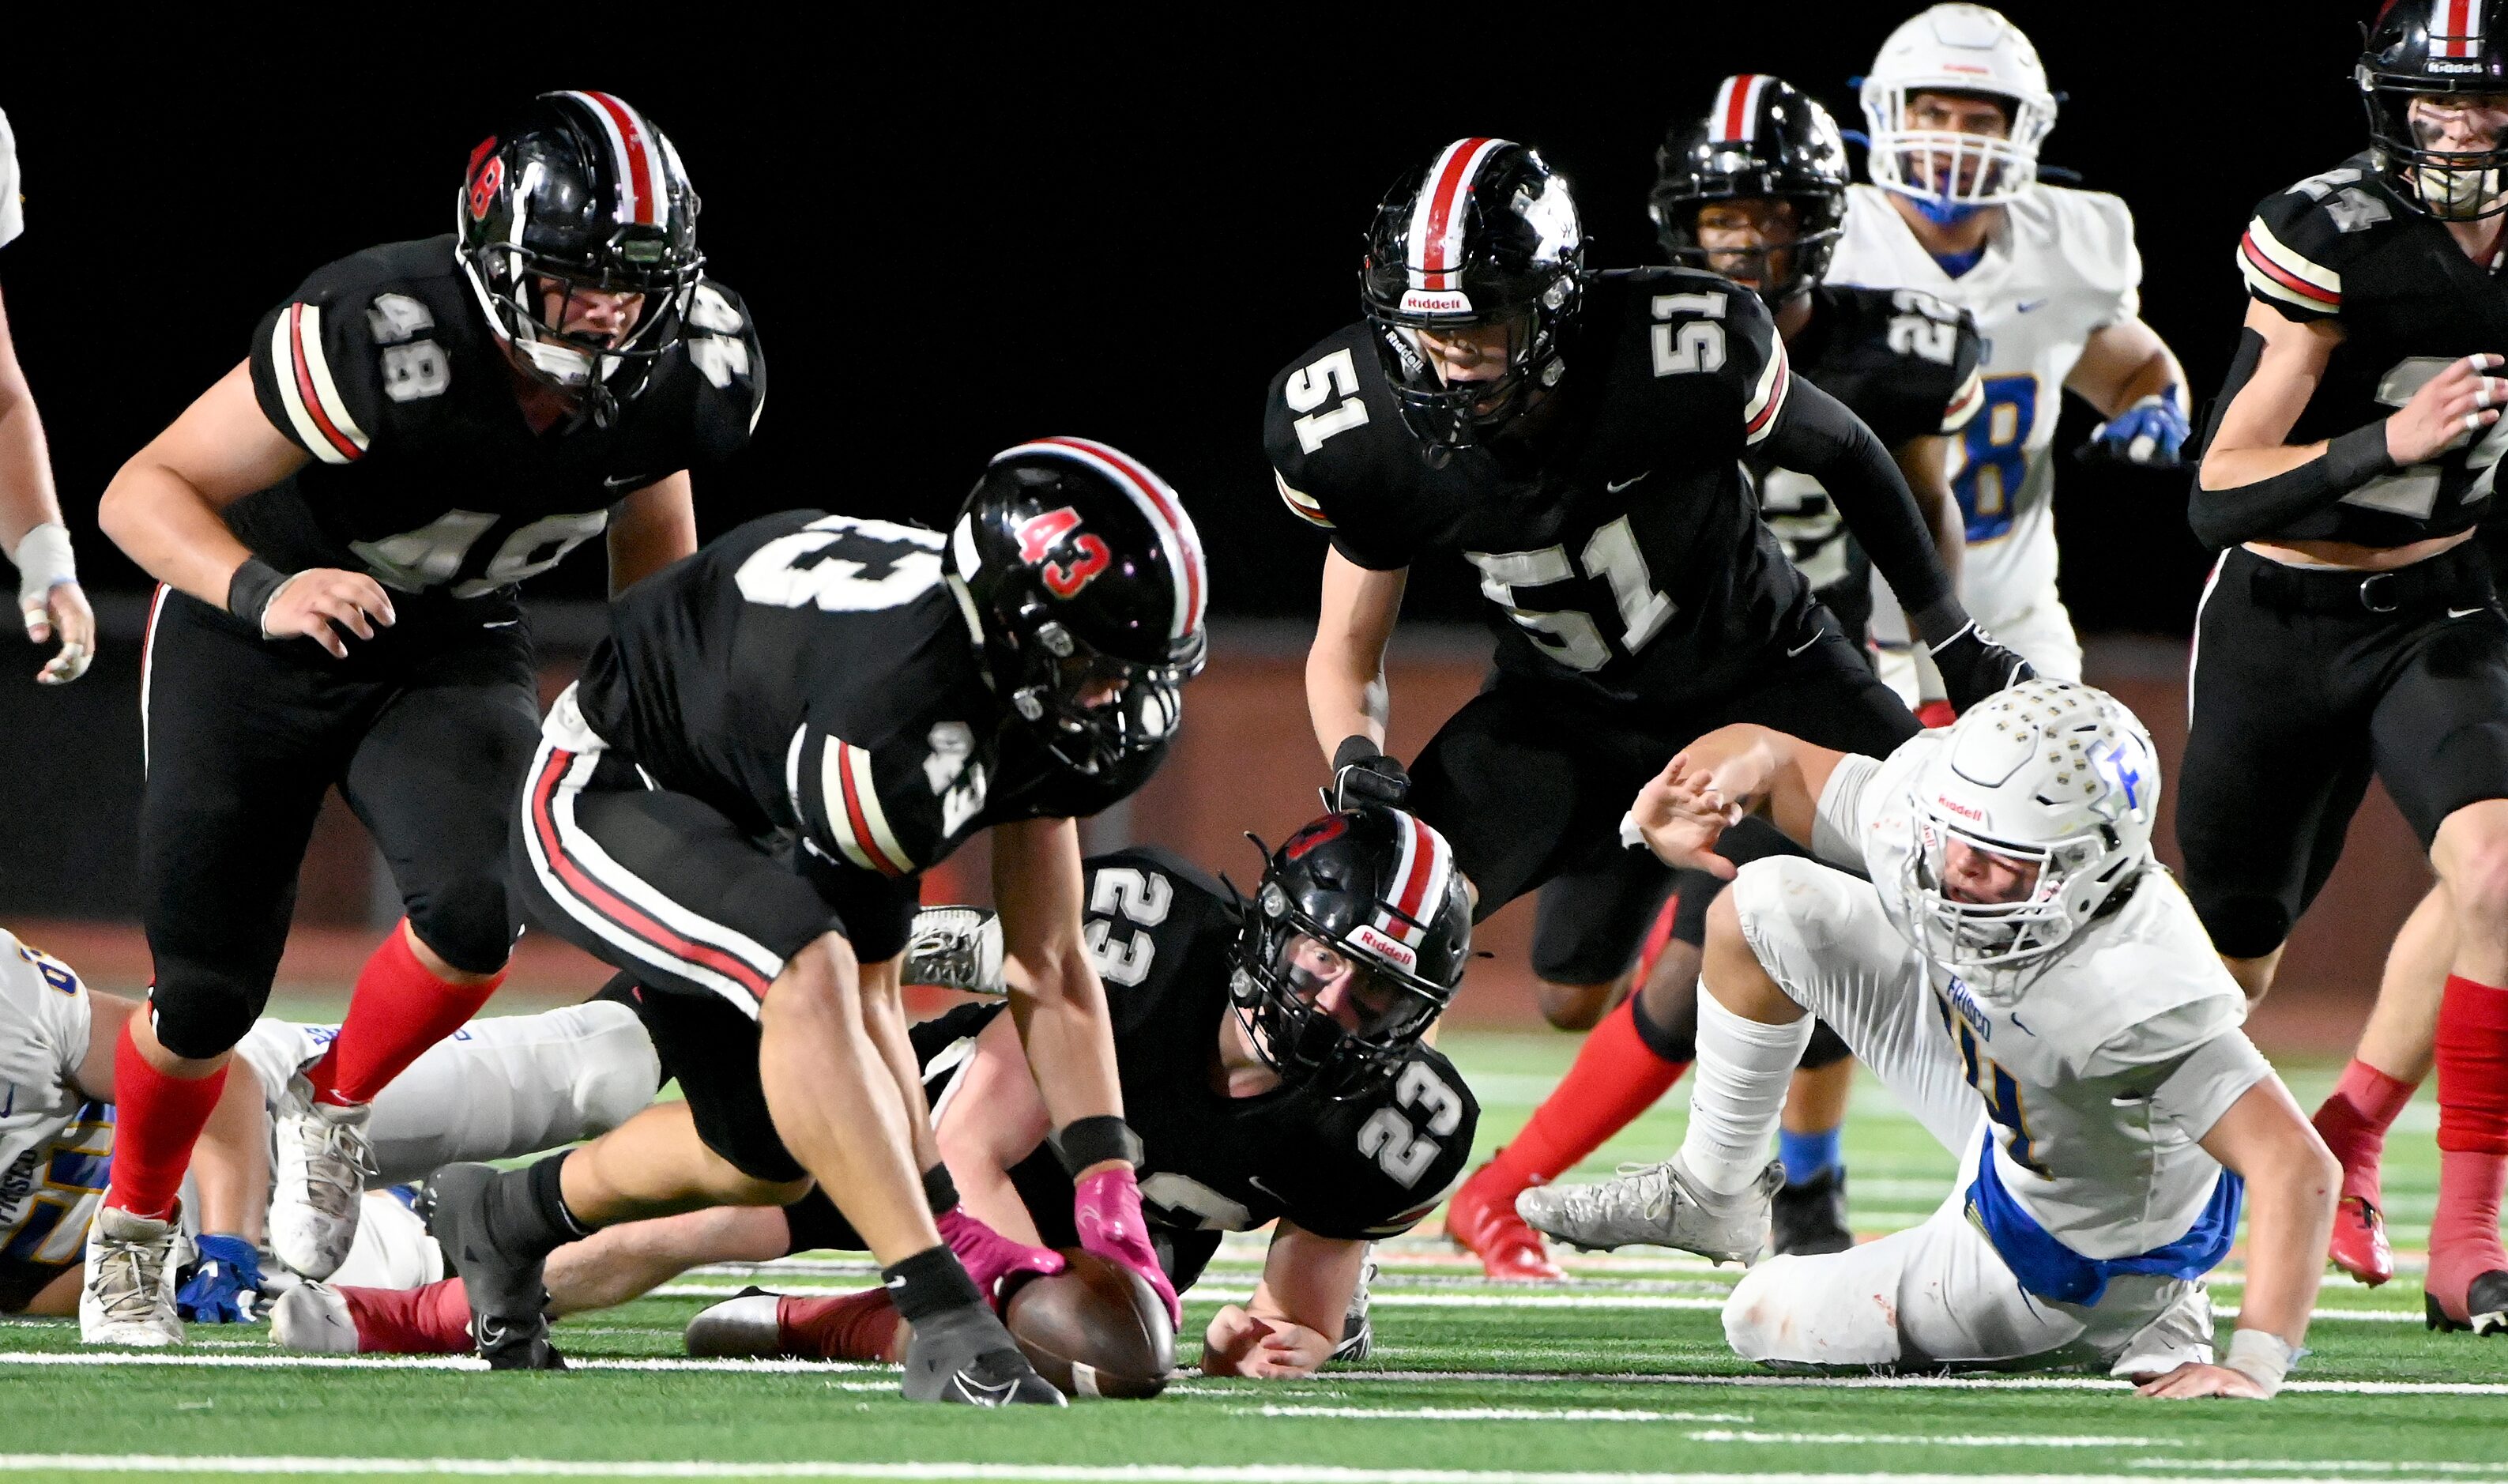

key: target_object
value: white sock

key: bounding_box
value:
[1678,980,1812,1196]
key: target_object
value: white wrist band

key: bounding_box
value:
[9,522,74,597]
[2223,1328,2299,1395]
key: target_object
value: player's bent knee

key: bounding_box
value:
[1700,890,1794,1020]
[405,876,517,977]
[2435,803,2508,921]
[1798,1020,1852,1071]
[1536,977,1619,1031]
[2190,895,2291,965]
[145,974,264,1061]
[1723,1257,1900,1368]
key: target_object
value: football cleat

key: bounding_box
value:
[2328,1196,2395,1287]
[1771,1167,1854,1256]
[904,907,1004,996]
[1331,1259,1376,1362]
[2427,1269,2508,1336]
[1516,1155,1782,1266]
[425,1163,564,1371]
[269,1282,361,1354]
[1445,1161,1565,1282]
[268,1072,377,1279]
[80,1203,184,1347]
[900,1303,1064,1406]
[684,1286,785,1358]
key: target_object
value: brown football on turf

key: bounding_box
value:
[1001,1249,1174,1399]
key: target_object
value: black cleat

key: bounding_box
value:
[1771,1167,1854,1257]
[2427,1269,2508,1335]
[900,1303,1064,1405]
[425,1163,565,1371]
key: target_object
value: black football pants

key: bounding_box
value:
[137,586,539,1060]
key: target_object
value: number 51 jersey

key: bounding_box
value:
[238,234,765,597]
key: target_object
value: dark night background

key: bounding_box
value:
[0,7,2374,639]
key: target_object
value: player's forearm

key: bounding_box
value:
[1305,642,1389,762]
[606,473,696,597]
[0,375,62,552]
[1681,724,1827,847]
[98,460,258,608]
[1006,949,1124,1128]
[2069,319,2184,420]
[190,1059,271,1242]
[1768,379,1952,616]
[2228,1145,2337,1350]
[1892,435,1963,586]
[1308,552,1403,762]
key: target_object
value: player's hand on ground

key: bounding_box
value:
[263,567,396,657]
[1927,623,2035,714]
[2133,1361,2273,1400]
[1072,1166,1184,1328]
[1199,1305,1334,1378]
[2388,352,2508,465]
[1330,734,1410,810]
[175,1233,266,1324]
[22,576,92,684]
[1631,757,1744,876]
[936,1205,1064,1308]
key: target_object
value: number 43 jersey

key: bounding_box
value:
[1264,269,1818,710]
[238,234,765,594]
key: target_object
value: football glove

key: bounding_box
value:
[1330,734,1410,811]
[1072,1166,1183,1328]
[936,1205,1064,1309]
[176,1233,266,1324]
[1926,621,2035,714]
[2077,388,2190,469]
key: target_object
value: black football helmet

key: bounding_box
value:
[1651,75,1851,307]
[458,90,706,419]
[1359,138,1584,450]
[1230,808,1471,1098]
[951,438,1208,778]
[2359,0,2508,220]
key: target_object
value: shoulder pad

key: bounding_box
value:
[669,279,767,453]
[247,240,469,465]
[2242,164,2394,321]
[1621,273,1791,446]
[1263,324,1414,570]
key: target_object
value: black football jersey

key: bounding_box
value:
[917,846,1478,1244]
[238,235,765,592]
[1747,284,1983,601]
[1264,269,1818,708]
[577,510,1107,893]
[2235,154,2508,546]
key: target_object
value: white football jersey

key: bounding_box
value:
[0,110,21,250]
[1829,183,2141,631]
[1813,734,2269,1259]
[0,930,107,1304]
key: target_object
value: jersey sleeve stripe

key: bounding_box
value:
[821,739,911,877]
[567,90,662,228]
[2238,220,2340,309]
[1008,436,1209,642]
[277,304,366,463]
[1940,367,1986,434]
[1742,334,1791,446]
[1275,471,1335,529]
[1407,137,1509,292]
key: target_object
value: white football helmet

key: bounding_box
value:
[1860,4,2058,212]
[1902,680,2158,998]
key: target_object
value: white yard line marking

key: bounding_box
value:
[2143,1465,2508,1476]
[0,1351,884,1374]
[1686,1432,2166,1448]
[0,1462,2467,1484]
[1245,1407,1753,1423]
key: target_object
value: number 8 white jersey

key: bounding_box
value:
[0,931,108,1311]
[1828,183,2144,630]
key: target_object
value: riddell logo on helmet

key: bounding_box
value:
[1350,923,1418,972]
[1399,288,1474,315]
[1934,793,1986,823]
[468,156,503,222]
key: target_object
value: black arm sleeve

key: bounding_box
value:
[2185,329,2397,549]
[1761,375,1953,615]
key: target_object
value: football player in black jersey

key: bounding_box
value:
[423,439,1207,1400]
[2186,1,2508,1333]
[284,811,1475,1380]
[81,92,761,1347]
[1448,81,1986,1281]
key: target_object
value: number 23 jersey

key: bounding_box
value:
[1263,270,1816,710]
[238,234,766,596]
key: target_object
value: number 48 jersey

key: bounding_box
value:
[238,234,765,595]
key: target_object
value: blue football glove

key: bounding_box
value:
[176,1234,265,1324]
[2077,388,2190,469]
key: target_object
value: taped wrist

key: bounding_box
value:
[921,1162,959,1216]
[1052,1114,1143,1176]
[9,522,75,592]
[2186,420,2396,548]
[227,557,293,631]
[2222,1328,2300,1395]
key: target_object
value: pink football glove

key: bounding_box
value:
[936,1205,1064,1308]
[1072,1166,1182,1328]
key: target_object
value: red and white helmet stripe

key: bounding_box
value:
[1711,74,1772,145]
[561,90,667,228]
[995,436,1207,643]
[1406,137,1512,291]
[1373,812,1456,952]
[2435,0,2485,58]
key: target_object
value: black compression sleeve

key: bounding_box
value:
[1760,376,1953,614]
[2185,331,2397,548]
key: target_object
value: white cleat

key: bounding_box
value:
[81,1203,184,1347]
[269,1282,361,1354]
[268,1072,377,1279]
[903,907,1004,996]
[1515,1155,1783,1266]
[683,1287,785,1358]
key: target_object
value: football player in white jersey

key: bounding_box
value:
[0,109,93,684]
[1829,5,2188,718]
[1519,682,2338,1396]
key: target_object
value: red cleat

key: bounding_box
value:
[2327,1196,2394,1287]
[1447,1161,1565,1282]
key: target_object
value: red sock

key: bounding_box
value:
[303,922,505,1107]
[2312,1058,2418,1205]
[103,1018,227,1221]
[1631,892,1681,991]
[1488,996,1689,1193]
[781,1289,902,1362]
[338,1278,476,1354]
[2431,976,2508,1305]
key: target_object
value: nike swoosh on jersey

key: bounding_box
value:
[1606,472,1651,493]
[2014,299,2050,313]
[604,473,651,490]
[1245,1175,1284,1201]
[2450,606,2488,619]
[1785,633,1822,658]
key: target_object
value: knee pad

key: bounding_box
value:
[145,974,265,1061]
[1798,1020,1851,1071]
[407,876,518,977]
[2190,894,2291,963]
